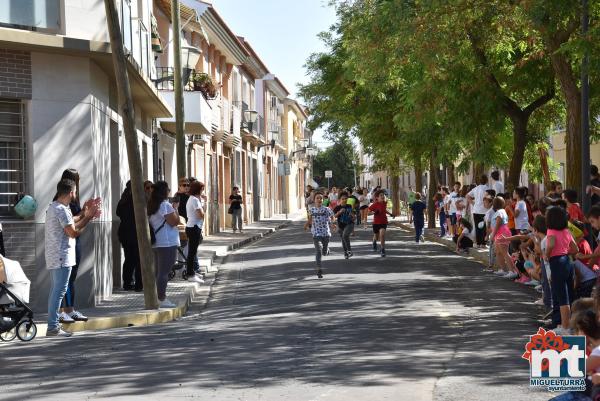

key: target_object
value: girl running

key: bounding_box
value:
[304,192,336,278]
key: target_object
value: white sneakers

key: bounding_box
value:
[46,326,73,337]
[187,274,205,284]
[58,312,75,323]
[159,299,177,308]
[504,272,518,280]
[534,298,545,306]
[494,270,507,276]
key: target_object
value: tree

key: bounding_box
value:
[104,0,158,309]
[312,135,357,189]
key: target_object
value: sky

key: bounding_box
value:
[209,0,337,148]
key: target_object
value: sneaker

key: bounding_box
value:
[46,327,73,337]
[504,272,518,280]
[483,267,495,272]
[534,285,543,291]
[420,235,425,242]
[381,249,386,257]
[534,298,545,306]
[347,251,353,258]
[59,312,75,324]
[539,318,553,326]
[525,279,540,287]
[344,252,349,259]
[372,242,378,252]
[494,270,507,276]
[187,274,205,284]
[69,311,88,322]
[159,299,177,308]
[317,269,323,279]
[322,248,330,256]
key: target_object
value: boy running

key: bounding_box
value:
[333,192,355,259]
[411,193,427,243]
[304,192,336,278]
[369,189,394,257]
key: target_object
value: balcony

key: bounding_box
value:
[156,67,213,135]
[213,98,231,143]
[235,101,264,146]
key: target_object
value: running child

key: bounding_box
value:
[369,189,394,257]
[333,192,355,259]
[410,193,427,243]
[304,192,335,278]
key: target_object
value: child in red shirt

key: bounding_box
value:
[368,190,394,257]
[563,189,585,222]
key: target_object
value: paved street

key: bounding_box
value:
[0,223,551,401]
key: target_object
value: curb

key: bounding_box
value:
[37,220,294,337]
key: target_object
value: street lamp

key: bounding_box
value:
[243,109,258,132]
[180,45,201,85]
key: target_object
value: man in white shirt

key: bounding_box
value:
[491,171,504,195]
[467,174,490,247]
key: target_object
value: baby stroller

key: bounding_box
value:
[168,225,204,281]
[0,256,37,342]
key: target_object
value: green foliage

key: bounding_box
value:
[299,0,599,187]
[523,143,559,183]
[312,135,357,188]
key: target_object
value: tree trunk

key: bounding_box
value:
[415,162,423,195]
[391,171,400,217]
[428,149,438,229]
[507,118,528,193]
[104,0,158,309]
[473,162,484,185]
[538,144,551,190]
[447,164,456,186]
[551,52,581,190]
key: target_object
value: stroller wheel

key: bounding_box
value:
[181,270,188,280]
[0,327,16,341]
[16,320,37,342]
[168,270,175,281]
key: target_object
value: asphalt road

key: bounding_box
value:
[0,223,552,401]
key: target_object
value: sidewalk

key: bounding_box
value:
[32,210,306,337]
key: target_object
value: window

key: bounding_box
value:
[0,0,61,32]
[121,0,133,53]
[247,154,253,193]
[139,21,149,76]
[232,72,239,103]
[0,100,26,216]
[235,151,242,187]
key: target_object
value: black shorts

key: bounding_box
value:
[360,205,369,210]
[373,224,387,233]
[450,213,457,225]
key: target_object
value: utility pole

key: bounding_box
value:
[104,0,158,309]
[172,0,186,180]
[581,0,591,214]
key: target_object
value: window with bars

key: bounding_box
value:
[0,100,26,216]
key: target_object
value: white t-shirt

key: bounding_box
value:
[186,195,204,229]
[449,191,459,214]
[514,200,529,230]
[492,209,509,226]
[492,181,504,195]
[45,201,75,268]
[468,184,490,214]
[150,201,180,248]
[359,195,369,207]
